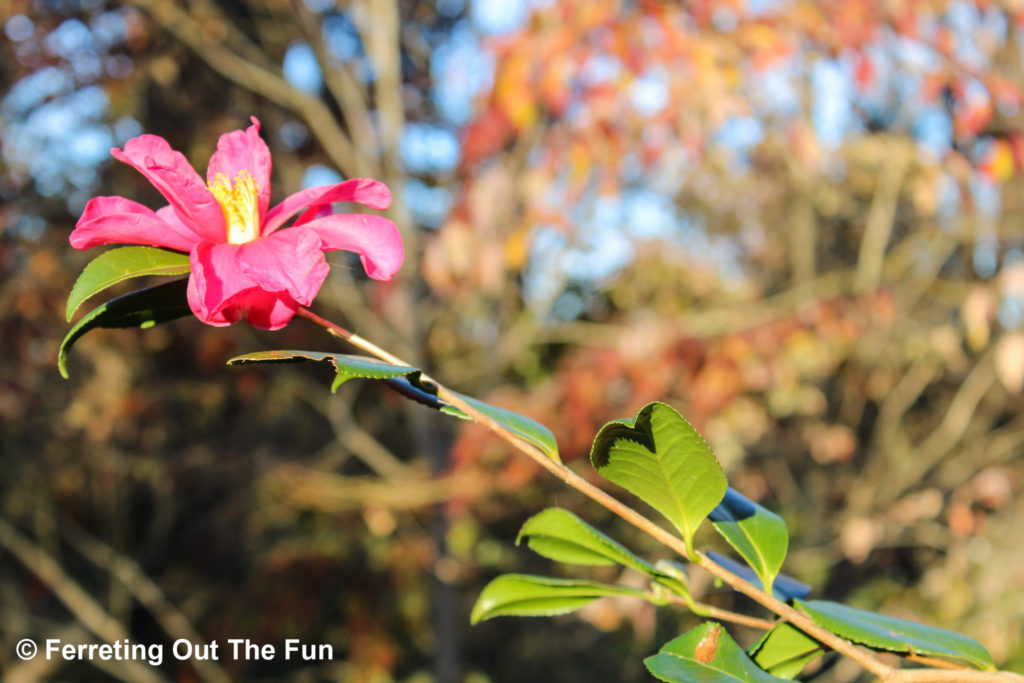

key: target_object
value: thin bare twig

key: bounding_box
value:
[855,153,910,293]
[281,373,412,478]
[290,0,381,176]
[662,594,776,630]
[60,524,231,683]
[905,653,971,670]
[259,464,486,512]
[787,167,817,294]
[131,0,370,179]
[351,0,404,182]
[893,670,1024,683]
[847,357,942,518]
[0,517,168,683]
[876,353,996,507]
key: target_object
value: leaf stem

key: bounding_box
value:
[295,307,1022,682]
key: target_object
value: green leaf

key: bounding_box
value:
[445,390,561,463]
[470,574,648,625]
[59,278,192,379]
[66,247,191,321]
[709,488,788,591]
[515,508,692,602]
[589,402,727,555]
[381,375,560,463]
[650,559,693,603]
[645,622,789,683]
[227,350,416,392]
[228,354,561,463]
[518,508,644,568]
[705,552,810,602]
[796,600,995,671]
[749,622,825,679]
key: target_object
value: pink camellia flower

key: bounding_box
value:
[70,117,403,330]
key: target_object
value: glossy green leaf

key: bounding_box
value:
[228,353,560,463]
[650,559,693,603]
[517,507,658,570]
[59,278,192,379]
[645,622,788,683]
[66,246,191,321]
[589,402,727,555]
[384,375,560,463]
[375,376,456,414]
[445,390,560,463]
[705,551,810,603]
[470,574,648,625]
[796,600,995,671]
[709,488,788,591]
[515,508,692,601]
[227,350,416,392]
[749,622,825,679]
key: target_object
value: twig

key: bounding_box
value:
[281,373,412,478]
[787,166,817,294]
[295,307,1024,681]
[190,0,280,71]
[855,153,909,293]
[939,412,1024,489]
[5,624,87,683]
[0,517,168,683]
[289,0,381,176]
[346,0,420,297]
[892,670,1024,683]
[259,464,486,512]
[847,357,941,518]
[875,353,996,507]
[60,524,231,683]
[351,0,404,182]
[294,306,896,679]
[533,232,971,348]
[661,594,775,630]
[905,653,970,670]
[131,0,369,179]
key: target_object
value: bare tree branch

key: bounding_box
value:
[0,517,168,683]
[60,524,232,683]
[856,152,910,293]
[131,0,369,178]
[291,0,382,177]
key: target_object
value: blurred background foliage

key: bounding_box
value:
[2,0,1024,680]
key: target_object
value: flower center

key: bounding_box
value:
[209,170,260,244]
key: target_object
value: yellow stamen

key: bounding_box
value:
[209,170,260,244]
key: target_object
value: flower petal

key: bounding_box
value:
[292,203,333,227]
[190,286,299,329]
[186,241,299,329]
[70,196,200,252]
[263,178,392,234]
[112,134,225,242]
[235,228,329,305]
[300,213,404,281]
[227,291,300,330]
[155,205,197,241]
[187,241,257,325]
[206,117,272,221]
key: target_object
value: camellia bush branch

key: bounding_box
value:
[59,120,1024,683]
